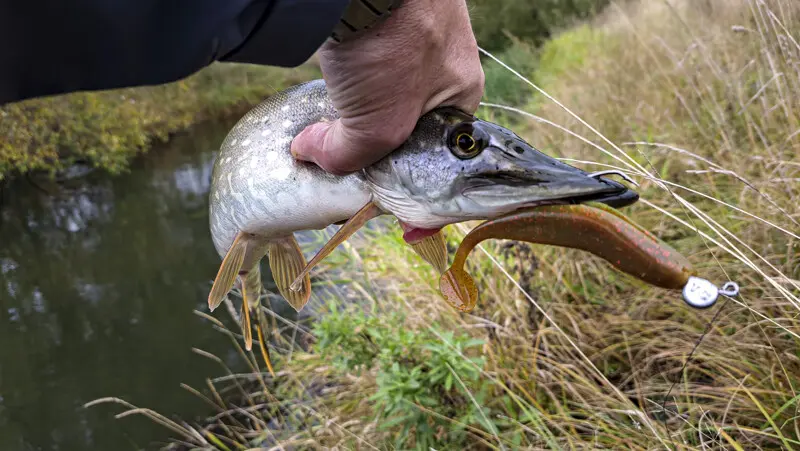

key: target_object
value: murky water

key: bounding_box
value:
[0,119,302,450]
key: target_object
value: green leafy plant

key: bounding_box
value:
[313,308,491,450]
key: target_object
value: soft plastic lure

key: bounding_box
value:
[439,202,739,312]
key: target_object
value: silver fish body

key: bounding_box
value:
[206,78,639,350]
[210,79,638,258]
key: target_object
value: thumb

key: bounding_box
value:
[291,119,411,175]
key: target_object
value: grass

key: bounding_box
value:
[87,0,800,449]
[0,62,320,181]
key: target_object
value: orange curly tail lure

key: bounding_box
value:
[439,202,739,312]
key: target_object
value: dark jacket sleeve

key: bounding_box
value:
[0,0,349,105]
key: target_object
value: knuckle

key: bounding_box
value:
[417,12,438,36]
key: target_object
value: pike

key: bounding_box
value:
[207,79,638,361]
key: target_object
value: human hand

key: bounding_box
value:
[289,0,484,175]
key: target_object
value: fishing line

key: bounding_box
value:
[599,119,743,446]
[598,112,750,447]
[479,44,751,446]
[660,293,732,449]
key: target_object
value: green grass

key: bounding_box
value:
[0,62,320,181]
[88,0,800,449]
[467,0,610,52]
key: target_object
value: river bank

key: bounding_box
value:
[0,62,320,183]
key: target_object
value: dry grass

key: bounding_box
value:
[89,0,800,449]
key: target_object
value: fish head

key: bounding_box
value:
[363,108,638,230]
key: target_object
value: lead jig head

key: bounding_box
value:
[682,276,740,309]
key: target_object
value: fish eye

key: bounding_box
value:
[457,133,475,151]
[448,124,486,159]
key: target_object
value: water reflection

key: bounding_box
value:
[0,119,283,450]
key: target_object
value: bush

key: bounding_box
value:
[481,38,539,107]
[314,306,492,450]
[468,0,611,52]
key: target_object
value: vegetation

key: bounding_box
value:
[89,0,800,449]
[468,0,611,51]
[0,63,319,180]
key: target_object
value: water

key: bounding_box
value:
[0,119,298,450]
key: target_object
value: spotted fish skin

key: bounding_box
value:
[209,79,370,259]
[207,79,639,354]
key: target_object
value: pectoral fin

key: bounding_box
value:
[209,232,249,312]
[269,235,312,311]
[289,201,383,292]
[409,230,448,274]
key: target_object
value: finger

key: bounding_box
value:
[290,117,414,175]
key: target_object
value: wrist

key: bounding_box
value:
[330,0,405,43]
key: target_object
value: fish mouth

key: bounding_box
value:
[559,175,640,209]
[513,178,639,210]
[461,170,639,214]
[569,188,640,208]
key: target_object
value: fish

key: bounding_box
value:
[207,78,639,360]
[438,201,731,312]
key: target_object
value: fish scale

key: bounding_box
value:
[209,79,370,258]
